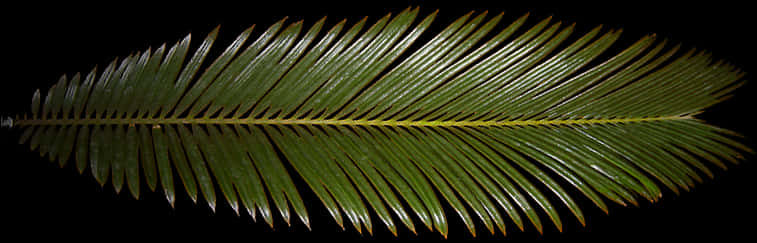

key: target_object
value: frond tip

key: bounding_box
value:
[5,7,750,238]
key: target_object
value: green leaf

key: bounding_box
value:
[7,8,750,239]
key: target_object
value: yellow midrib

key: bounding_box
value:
[12,115,692,127]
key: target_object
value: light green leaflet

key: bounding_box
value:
[3,7,751,238]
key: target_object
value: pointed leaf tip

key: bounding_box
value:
[208,200,217,213]
[166,192,176,208]
[535,223,544,235]
[303,217,312,231]
[230,201,240,216]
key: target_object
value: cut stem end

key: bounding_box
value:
[1,116,13,128]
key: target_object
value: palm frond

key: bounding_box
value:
[2,6,751,238]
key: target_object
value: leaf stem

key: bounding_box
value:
[12,115,693,127]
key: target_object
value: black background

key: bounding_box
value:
[1,0,755,241]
